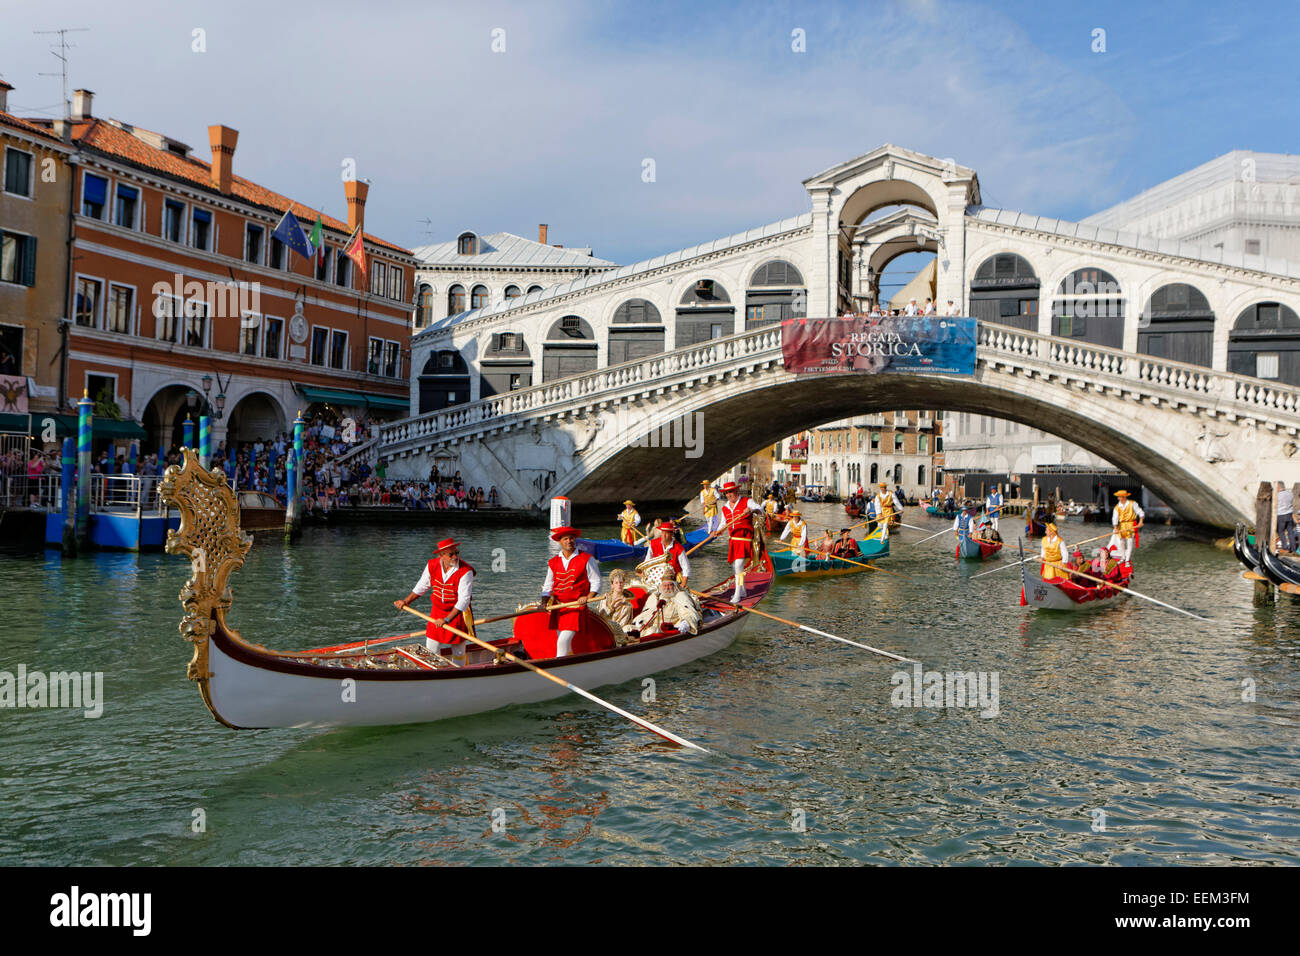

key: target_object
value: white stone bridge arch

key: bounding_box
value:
[381,323,1300,529]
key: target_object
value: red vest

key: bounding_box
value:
[649,537,685,574]
[426,558,474,617]
[548,551,594,602]
[722,497,755,538]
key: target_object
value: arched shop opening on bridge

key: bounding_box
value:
[1139,283,1215,367]
[480,330,533,397]
[419,349,471,413]
[1051,267,1125,348]
[970,253,1039,331]
[1229,301,1300,385]
[676,280,734,346]
[608,298,665,363]
[543,315,598,380]
[744,260,806,328]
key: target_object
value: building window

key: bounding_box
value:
[157,296,182,343]
[471,285,489,310]
[527,284,543,294]
[368,337,383,374]
[894,433,904,452]
[505,285,521,300]
[416,284,433,326]
[270,235,285,270]
[438,351,455,369]
[329,330,348,370]
[191,209,212,250]
[509,373,522,390]
[263,316,283,359]
[0,325,21,375]
[0,231,36,286]
[448,284,466,313]
[384,341,399,378]
[3,148,33,198]
[388,268,403,302]
[310,328,328,366]
[710,323,723,339]
[114,184,138,229]
[458,233,476,255]
[241,317,260,356]
[107,285,134,334]
[870,432,880,451]
[747,305,764,322]
[164,200,185,243]
[1245,239,1262,256]
[1020,299,1038,316]
[499,332,523,351]
[372,262,387,296]
[87,374,116,411]
[245,224,264,264]
[75,277,102,327]
[1257,352,1280,379]
[918,434,928,454]
[185,300,208,347]
[334,250,351,288]
[316,246,331,283]
[82,174,108,219]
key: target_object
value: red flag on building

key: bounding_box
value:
[343,226,366,276]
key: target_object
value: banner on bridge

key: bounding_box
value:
[780,316,977,376]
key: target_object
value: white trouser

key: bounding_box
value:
[878,518,890,540]
[988,515,999,531]
[706,515,721,534]
[426,638,467,661]
[731,557,747,599]
[556,630,577,656]
[1109,533,1135,562]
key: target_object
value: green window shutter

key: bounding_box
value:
[21,235,36,286]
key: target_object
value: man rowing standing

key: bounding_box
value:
[953,503,977,550]
[394,537,474,664]
[540,526,602,657]
[780,508,808,555]
[720,480,763,602]
[700,480,721,535]
[644,519,691,587]
[1108,490,1144,562]
[985,486,1003,532]
[872,482,899,540]
[1039,523,1068,582]
[617,499,641,545]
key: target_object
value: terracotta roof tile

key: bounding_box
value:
[74,120,411,255]
[0,110,62,142]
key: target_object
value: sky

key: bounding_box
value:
[2,0,1296,266]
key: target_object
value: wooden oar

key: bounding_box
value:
[473,596,591,626]
[683,506,754,558]
[768,543,908,578]
[398,604,708,752]
[970,530,1115,578]
[1020,556,1209,622]
[690,588,916,663]
[915,526,954,545]
[630,512,690,546]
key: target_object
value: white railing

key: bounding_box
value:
[1,474,62,511]
[88,474,167,516]
[382,321,1300,454]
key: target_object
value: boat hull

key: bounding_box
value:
[1259,543,1300,587]
[772,528,888,578]
[579,526,710,562]
[957,535,1002,560]
[1019,546,1129,611]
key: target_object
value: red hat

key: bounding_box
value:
[434,538,459,554]
[550,525,581,542]
[658,520,678,532]
[721,481,739,493]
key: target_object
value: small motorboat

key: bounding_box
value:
[1018,540,1131,611]
[158,449,774,730]
[236,490,285,532]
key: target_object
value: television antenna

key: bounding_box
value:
[34,27,90,119]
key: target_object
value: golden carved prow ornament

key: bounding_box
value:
[159,448,251,688]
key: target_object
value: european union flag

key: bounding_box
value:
[272,209,314,261]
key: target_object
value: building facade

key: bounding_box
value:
[18,86,419,454]
[0,81,74,421]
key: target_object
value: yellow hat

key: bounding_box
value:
[790,509,801,516]
[700,479,712,486]
[1114,490,1131,498]
[623,499,635,506]
[1046,522,1058,534]
[879,482,888,488]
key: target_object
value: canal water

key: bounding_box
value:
[2,503,1297,865]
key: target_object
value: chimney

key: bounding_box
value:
[207,125,239,194]
[0,81,11,114]
[71,88,94,121]
[538,223,548,244]
[345,178,370,234]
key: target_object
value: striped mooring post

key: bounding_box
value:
[199,415,211,469]
[182,416,194,452]
[60,437,76,556]
[75,391,92,552]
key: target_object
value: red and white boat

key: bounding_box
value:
[159,450,773,730]
[1018,541,1131,611]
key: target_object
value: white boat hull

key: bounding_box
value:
[205,620,746,729]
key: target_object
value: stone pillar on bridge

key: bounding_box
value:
[936,181,969,314]
[808,186,836,318]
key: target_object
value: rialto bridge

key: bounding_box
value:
[388,145,1300,527]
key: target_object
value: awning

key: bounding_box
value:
[295,384,408,412]
[0,413,146,440]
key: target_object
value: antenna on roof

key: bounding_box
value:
[34,27,90,120]
[417,217,434,240]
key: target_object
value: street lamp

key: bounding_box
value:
[201,373,213,396]
[215,393,226,416]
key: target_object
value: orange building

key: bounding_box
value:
[24,88,418,453]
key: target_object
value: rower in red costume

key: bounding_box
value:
[394,537,475,663]
[541,526,603,657]
[720,481,762,601]
[644,520,691,586]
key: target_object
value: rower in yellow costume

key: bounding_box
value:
[1108,489,1144,562]
[1039,522,1068,581]
[872,482,897,540]
[780,509,808,555]
[699,480,721,534]
[617,499,641,545]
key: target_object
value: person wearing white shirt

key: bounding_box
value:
[923,298,936,316]
[541,526,603,656]
[1108,490,1145,562]
[944,300,961,316]
[394,537,475,662]
[905,299,919,316]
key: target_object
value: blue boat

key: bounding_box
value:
[772,526,890,577]
[577,525,712,562]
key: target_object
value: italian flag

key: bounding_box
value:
[309,215,325,265]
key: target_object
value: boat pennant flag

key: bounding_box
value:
[309,214,325,265]
[342,225,366,276]
[272,209,314,261]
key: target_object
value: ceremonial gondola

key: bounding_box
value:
[157,450,774,730]
[1258,543,1300,588]
[956,532,1002,560]
[1232,524,1263,575]
[926,504,958,520]
[1017,540,1130,612]
[845,501,863,518]
[578,526,710,562]
[771,526,889,578]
